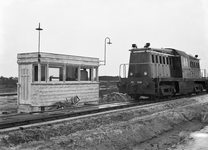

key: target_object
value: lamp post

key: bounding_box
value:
[102,37,112,65]
[36,23,43,62]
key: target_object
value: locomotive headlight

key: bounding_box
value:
[144,71,147,75]
[130,72,133,76]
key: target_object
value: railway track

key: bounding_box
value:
[0,92,207,130]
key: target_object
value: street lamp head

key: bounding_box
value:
[107,41,112,45]
[36,23,43,31]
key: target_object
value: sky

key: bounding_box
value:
[0,0,208,77]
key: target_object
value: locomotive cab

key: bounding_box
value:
[128,49,152,78]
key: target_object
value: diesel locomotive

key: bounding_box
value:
[117,43,208,100]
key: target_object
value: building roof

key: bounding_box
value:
[17,52,100,67]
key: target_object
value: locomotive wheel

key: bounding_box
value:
[166,94,172,99]
[134,95,140,100]
[129,94,140,100]
[167,86,176,99]
[154,95,160,101]
[151,95,160,101]
[187,93,192,96]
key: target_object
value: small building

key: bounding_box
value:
[17,52,99,112]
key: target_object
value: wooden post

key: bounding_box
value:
[38,63,41,82]
[91,67,94,81]
[63,65,66,82]
[96,67,99,82]
[78,66,81,81]
[17,64,21,105]
[46,64,49,82]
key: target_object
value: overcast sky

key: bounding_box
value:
[0,0,208,77]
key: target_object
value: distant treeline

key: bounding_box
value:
[99,76,119,81]
[0,76,18,85]
[0,76,18,93]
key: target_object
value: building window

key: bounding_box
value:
[34,65,38,81]
[33,64,46,82]
[66,66,78,81]
[41,65,46,81]
[33,64,98,83]
[80,67,92,81]
[48,65,63,81]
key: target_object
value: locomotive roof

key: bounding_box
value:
[129,47,199,60]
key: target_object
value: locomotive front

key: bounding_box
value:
[117,43,157,99]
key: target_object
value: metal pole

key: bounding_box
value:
[36,23,43,62]
[38,28,40,54]
[103,37,112,65]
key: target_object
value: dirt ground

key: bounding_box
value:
[134,119,208,150]
[171,124,208,150]
[1,95,208,150]
[0,95,17,114]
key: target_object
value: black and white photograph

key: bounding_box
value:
[0,0,208,149]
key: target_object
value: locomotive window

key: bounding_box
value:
[151,55,155,63]
[156,55,158,63]
[163,57,166,64]
[166,57,169,65]
[184,57,188,67]
[169,57,172,65]
[159,56,162,64]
